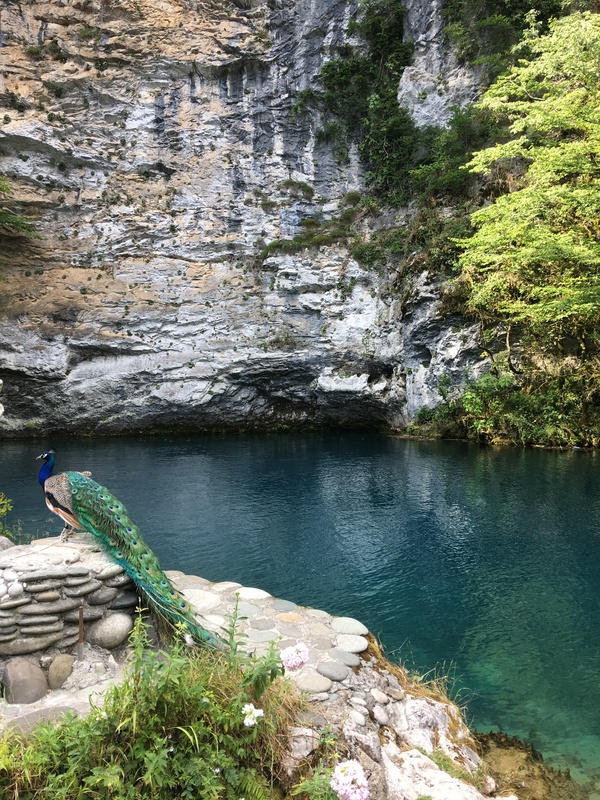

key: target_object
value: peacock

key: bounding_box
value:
[37,450,221,648]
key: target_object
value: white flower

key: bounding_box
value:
[281,642,310,671]
[242,702,264,727]
[330,759,370,800]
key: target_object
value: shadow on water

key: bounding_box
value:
[1,432,599,785]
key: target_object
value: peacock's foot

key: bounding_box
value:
[59,527,72,542]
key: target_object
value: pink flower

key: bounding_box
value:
[330,760,370,800]
[281,642,310,671]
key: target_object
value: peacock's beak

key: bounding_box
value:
[36,453,45,459]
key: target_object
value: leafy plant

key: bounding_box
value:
[295,0,416,204]
[443,0,567,72]
[0,177,38,238]
[0,611,299,799]
[0,492,13,538]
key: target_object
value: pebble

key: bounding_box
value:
[109,591,139,609]
[63,579,103,597]
[329,648,361,667]
[35,591,61,602]
[3,657,48,703]
[211,581,242,593]
[95,564,125,580]
[48,654,75,690]
[331,616,369,635]
[335,634,369,653]
[247,629,280,643]
[387,687,405,701]
[276,611,303,624]
[317,661,349,682]
[250,617,275,630]
[272,599,298,611]
[87,613,134,649]
[236,587,271,600]
[371,688,389,705]
[22,623,64,636]
[349,709,366,726]
[87,587,118,605]
[237,602,260,617]
[65,575,94,587]
[23,581,57,593]
[19,615,61,626]
[296,673,333,693]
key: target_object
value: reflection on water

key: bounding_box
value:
[1,433,599,784]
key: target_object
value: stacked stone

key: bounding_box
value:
[0,543,138,657]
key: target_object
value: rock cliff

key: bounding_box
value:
[0,0,484,435]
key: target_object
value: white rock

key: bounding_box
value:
[349,709,366,726]
[381,744,487,800]
[235,587,271,600]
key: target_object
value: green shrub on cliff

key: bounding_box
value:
[0,492,12,537]
[0,177,37,239]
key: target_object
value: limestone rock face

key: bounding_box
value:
[0,0,484,434]
[397,0,482,128]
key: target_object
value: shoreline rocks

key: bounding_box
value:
[0,538,586,799]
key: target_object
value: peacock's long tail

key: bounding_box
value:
[63,471,221,647]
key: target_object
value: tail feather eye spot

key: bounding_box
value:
[117,551,122,558]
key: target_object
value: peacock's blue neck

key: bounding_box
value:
[38,454,55,487]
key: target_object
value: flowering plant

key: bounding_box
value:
[329,760,370,800]
[242,703,264,727]
[280,642,310,671]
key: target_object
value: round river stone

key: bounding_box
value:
[329,648,361,667]
[295,673,332,693]
[317,660,349,682]
[87,612,133,649]
[331,616,369,635]
[335,634,369,653]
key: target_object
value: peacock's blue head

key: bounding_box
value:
[37,449,56,486]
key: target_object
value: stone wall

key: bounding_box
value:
[0,536,137,657]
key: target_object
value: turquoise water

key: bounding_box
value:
[1,433,599,787]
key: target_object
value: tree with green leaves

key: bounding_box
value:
[452,12,600,445]
[460,12,600,349]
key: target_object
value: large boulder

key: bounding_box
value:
[2,657,48,704]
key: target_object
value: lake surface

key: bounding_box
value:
[1,433,599,787]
